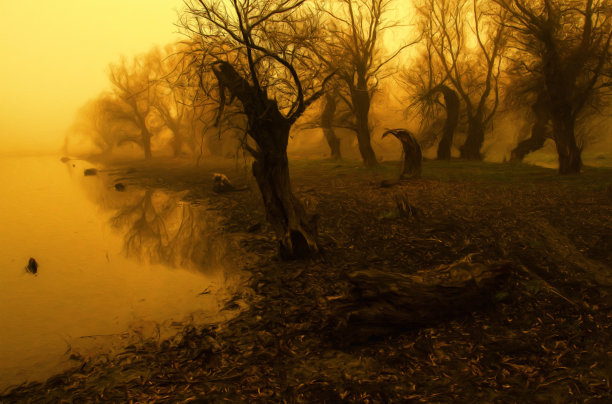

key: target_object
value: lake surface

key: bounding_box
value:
[0,156,240,391]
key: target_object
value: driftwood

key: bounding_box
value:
[330,259,511,343]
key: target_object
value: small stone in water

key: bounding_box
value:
[26,258,38,274]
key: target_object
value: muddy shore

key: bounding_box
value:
[2,157,611,403]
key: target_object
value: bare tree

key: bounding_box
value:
[317,0,415,167]
[505,75,552,162]
[147,45,193,157]
[400,47,461,160]
[494,0,612,174]
[66,93,144,157]
[415,0,507,160]
[66,94,120,157]
[181,0,333,259]
[108,52,158,160]
[321,91,342,160]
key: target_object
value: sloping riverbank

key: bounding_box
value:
[3,157,611,402]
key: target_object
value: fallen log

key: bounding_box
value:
[330,259,512,344]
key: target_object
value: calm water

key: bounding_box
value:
[0,156,240,390]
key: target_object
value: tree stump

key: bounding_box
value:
[382,129,422,179]
[330,259,512,344]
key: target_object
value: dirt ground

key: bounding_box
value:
[3,157,612,403]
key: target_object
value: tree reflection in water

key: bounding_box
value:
[108,188,231,271]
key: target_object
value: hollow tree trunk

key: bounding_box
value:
[460,116,485,160]
[383,129,422,179]
[511,94,550,162]
[212,61,319,259]
[321,93,341,160]
[433,85,459,160]
[351,87,377,167]
[551,113,582,174]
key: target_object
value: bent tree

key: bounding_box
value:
[317,0,414,167]
[415,0,507,160]
[495,0,612,174]
[510,91,550,162]
[181,0,332,259]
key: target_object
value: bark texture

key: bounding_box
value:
[382,129,422,179]
[432,85,460,160]
[321,93,341,160]
[460,116,485,161]
[510,95,550,162]
[351,85,377,167]
[331,260,511,344]
[212,61,319,258]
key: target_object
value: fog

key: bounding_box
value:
[0,0,182,156]
[2,0,611,401]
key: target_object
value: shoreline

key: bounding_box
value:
[3,157,611,402]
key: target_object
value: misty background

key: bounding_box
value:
[0,1,182,156]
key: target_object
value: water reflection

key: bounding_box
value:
[0,157,243,391]
[76,169,239,274]
[110,188,229,271]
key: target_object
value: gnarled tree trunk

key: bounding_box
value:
[460,115,485,160]
[382,129,422,179]
[321,93,341,160]
[432,85,459,160]
[511,95,550,162]
[212,62,319,259]
[351,84,377,167]
[552,113,582,174]
[545,81,582,174]
[252,144,319,259]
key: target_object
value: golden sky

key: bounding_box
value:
[0,0,182,155]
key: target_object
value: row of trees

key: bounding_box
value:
[404,0,611,174]
[69,0,611,258]
[65,44,234,160]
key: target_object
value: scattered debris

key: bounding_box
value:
[84,168,98,176]
[114,183,126,192]
[3,160,611,402]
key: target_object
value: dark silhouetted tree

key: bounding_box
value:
[317,0,416,167]
[382,129,422,178]
[321,91,342,159]
[108,52,158,160]
[494,0,612,174]
[181,0,333,259]
[415,0,507,160]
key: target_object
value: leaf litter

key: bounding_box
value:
[2,159,611,403]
